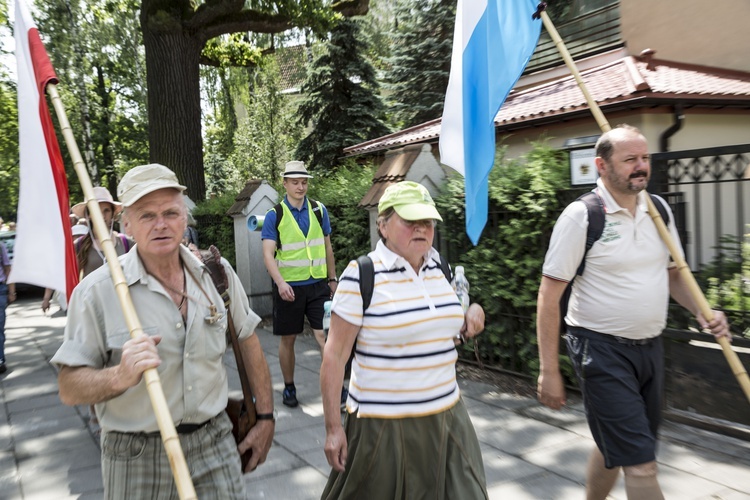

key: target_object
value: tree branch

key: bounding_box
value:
[200,47,275,68]
[185,0,245,31]
[198,10,293,42]
[331,0,370,17]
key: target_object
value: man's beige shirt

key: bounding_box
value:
[52,244,261,433]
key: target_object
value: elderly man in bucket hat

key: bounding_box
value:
[52,163,275,499]
[261,160,340,408]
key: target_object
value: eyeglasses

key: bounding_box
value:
[400,218,436,229]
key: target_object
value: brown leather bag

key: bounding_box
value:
[199,246,257,471]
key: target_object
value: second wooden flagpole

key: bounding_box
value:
[538,8,750,404]
[47,83,198,500]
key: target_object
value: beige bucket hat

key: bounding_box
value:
[117,163,187,207]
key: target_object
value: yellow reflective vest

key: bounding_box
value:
[274,199,327,282]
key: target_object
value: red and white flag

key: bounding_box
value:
[10,0,78,299]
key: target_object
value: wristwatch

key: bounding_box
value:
[256,412,275,422]
[328,278,338,283]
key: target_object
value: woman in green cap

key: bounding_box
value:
[320,181,488,499]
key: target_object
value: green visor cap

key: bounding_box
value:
[378,181,443,221]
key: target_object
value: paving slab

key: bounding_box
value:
[2,297,750,500]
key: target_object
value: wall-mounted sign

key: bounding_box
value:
[570,148,598,186]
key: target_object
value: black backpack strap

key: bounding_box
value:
[437,255,452,283]
[649,194,670,227]
[272,202,284,248]
[311,199,324,227]
[575,191,606,276]
[357,255,375,312]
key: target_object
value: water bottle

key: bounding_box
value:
[323,300,332,333]
[452,266,470,313]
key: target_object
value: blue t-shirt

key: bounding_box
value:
[261,196,332,286]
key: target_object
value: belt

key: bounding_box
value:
[567,326,658,346]
[175,420,211,433]
[143,419,211,436]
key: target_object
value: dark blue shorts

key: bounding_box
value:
[272,280,330,335]
[564,326,664,468]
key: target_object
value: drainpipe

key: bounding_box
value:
[651,103,684,193]
[659,103,685,153]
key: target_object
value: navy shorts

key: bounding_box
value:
[272,280,330,335]
[564,326,664,468]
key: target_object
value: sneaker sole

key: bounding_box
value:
[283,400,298,408]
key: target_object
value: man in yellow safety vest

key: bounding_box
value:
[262,161,338,407]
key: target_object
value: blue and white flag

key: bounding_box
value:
[440,0,542,245]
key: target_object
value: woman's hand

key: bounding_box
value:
[461,303,485,339]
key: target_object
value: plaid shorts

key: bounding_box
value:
[101,412,244,499]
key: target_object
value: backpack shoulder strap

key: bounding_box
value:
[310,199,324,227]
[198,245,230,308]
[576,191,606,276]
[357,255,375,312]
[119,234,130,252]
[437,255,452,283]
[273,202,284,248]
[649,194,671,227]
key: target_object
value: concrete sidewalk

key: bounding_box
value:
[1,296,749,499]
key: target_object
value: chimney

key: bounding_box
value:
[639,48,657,71]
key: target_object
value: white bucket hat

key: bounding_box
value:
[282,161,313,178]
[117,163,187,207]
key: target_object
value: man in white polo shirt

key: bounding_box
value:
[536,125,730,500]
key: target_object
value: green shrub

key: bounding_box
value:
[192,192,238,268]
[308,162,377,276]
[436,141,570,377]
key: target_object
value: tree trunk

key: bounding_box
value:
[141,28,206,200]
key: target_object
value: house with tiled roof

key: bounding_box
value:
[349,0,750,266]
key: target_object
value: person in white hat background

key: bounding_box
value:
[41,222,91,315]
[261,160,340,408]
[51,164,275,498]
[70,186,133,279]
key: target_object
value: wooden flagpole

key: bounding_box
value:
[46,83,198,499]
[538,9,750,403]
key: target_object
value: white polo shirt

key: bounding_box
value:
[542,179,682,339]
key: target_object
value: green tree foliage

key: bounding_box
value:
[231,59,301,185]
[192,192,238,268]
[435,142,570,376]
[0,4,18,220]
[34,0,149,198]
[384,0,455,128]
[295,18,390,172]
[307,161,376,275]
[0,79,18,221]
[138,0,370,200]
[360,0,397,71]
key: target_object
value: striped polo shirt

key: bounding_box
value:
[332,240,464,418]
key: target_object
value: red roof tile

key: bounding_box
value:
[344,55,750,157]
